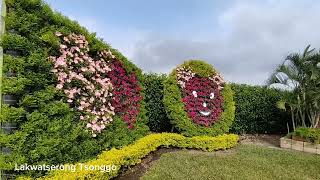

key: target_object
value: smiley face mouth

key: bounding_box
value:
[199,111,211,116]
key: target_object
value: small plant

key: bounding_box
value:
[292,127,320,144]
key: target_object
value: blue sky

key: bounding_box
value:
[44,0,320,85]
[45,0,230,36]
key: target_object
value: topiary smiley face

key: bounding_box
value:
[182,77,223,127]
[164,60,235,136]
[177,66,225,127]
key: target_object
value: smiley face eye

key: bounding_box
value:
[192,91,198,98]
[210,92,215,99]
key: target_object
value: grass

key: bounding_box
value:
[141,145,320,180]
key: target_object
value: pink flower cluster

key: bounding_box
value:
[49,32,115,137]
[108,60,142,129]
[209,74,225,90]
[176,67,195,88]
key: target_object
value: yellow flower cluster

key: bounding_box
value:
[27,133,239,180]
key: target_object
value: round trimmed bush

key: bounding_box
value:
[164,60,235,136]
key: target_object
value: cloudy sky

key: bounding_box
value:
[44,0,320,85]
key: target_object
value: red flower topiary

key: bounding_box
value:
[182,77,223,126]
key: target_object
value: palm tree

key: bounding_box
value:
[269,45,320,129]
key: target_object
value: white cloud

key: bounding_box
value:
[131,0,320,85]
[51,0,320,85]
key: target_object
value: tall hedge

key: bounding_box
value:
[230,84,290,134]
[143,73,171,132]
[145,74,290,134]
[0,0,148,177]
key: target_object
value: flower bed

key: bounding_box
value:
[280,127,320,154]
[280,137,320,154]
[33,133,239,180]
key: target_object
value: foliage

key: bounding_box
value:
[141,144,320,180]
[39,133,239,180]
[269,45,320,129]
[1,86,148,178]
[0,105,26,123]
[291,127,320,144]
[143,73,171,132]
[230,84,290,134]
[0,0,148,177]
[164,60,235,136]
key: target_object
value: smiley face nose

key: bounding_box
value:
[203,102,207,107]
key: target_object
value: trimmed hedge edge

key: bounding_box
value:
[19,133,239,180]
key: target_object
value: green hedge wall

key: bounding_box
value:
[0,0,148,177]
[230,84,290,134]
[143,73,171,132]
[144,75,290,134]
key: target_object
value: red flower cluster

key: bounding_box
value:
[182,77,223,127]
[108,60,142,128]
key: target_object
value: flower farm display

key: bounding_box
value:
[50,32,143,136]
[0,0,148,177]
[164,60,235,136]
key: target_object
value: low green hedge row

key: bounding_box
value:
[28,133,238,180]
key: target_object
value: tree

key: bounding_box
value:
[269,45,320,130]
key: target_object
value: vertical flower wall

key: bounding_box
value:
[0,0,148,177]
[50,32,144,136]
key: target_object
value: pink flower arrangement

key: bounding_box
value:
[176,67,195,88]
[50,33,115,137]
[50,32,143,136]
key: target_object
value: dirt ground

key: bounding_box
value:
[114,134,282,180]
[239,134,282,148]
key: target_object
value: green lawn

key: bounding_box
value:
[141,145,320,180]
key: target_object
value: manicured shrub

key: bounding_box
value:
[230,84,290,134]
[39,133,239,180]
[143,73,171,132]
[0,0,148,177]
[163,60,235,136]
[291,127,320,144]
